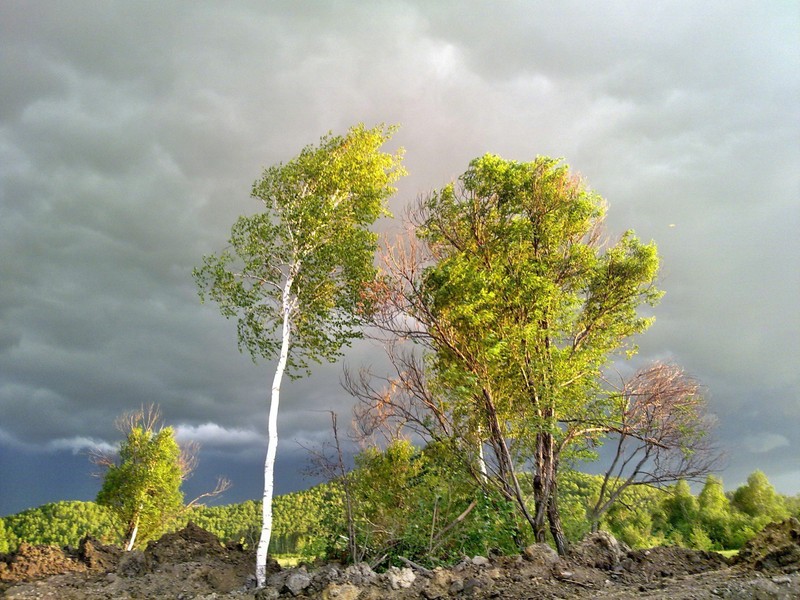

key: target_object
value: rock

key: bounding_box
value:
[568,531,630,570]
[463,577,485,595]
[430,567,451,589]
[321,582,361,600]
[523,543,560,568]
[283,568,312,596]
[454,557,472,572]
[449,578,464,593]
[471,555,490,567]
[311,563,342,591]
[485,567,503,579]
[421,585,446,599]
[344,562,377,585]
[385,566,416,590]
[0,542,86,583]
[254,586,280,600]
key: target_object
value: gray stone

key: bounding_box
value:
[283,569,312,596]
[254,586,279,600]
[523,543,560,568]
[344,562,377,585]
[386,566,416,590]
[449,578,464,593]
[463,577,485,595]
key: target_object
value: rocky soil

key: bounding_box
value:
[1,518,798,599]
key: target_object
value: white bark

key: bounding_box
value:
[477,426,488,483]
[255,273,295,587]
[125,508,141,552]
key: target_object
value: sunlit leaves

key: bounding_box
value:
[96,423,184,548]
[194,123,405,375]
[418,153,662,441]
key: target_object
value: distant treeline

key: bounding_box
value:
[2,466,797,559]
[0,482,343,557]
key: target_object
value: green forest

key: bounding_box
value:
[2,454,798,566]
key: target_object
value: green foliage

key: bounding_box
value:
[1,501,119,552]
[348,440,528,566]
[188,500,261,546]
[0,516,17,553]
[731,470,790,522]
[696,475,734,550]
[194,123,405,375]
[96,423,184,548]
[188,486,345,560]
[786,494,800,518]
[2,469,795,558]
[555,470,666,549]
[600,485,665,549]
[271,484,345,557]
[656,480,699,543]
[409,153,661,543]
[555,470,598,542]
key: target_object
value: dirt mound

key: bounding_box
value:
[1,524,799,599]
[78,536,123,572]
[623,545,729,578]
[135,521,264,594]
[736,517,800,573]
[145,521,237,566]
[0,542,87,583]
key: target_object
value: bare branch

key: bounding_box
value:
[587,362,724,529]
[186,477,232,509]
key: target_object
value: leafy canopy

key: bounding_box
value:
[194,123,406,375]
[418,154,661,452]
[96,421,183,548]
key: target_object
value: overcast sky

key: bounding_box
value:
[1,1,798,516]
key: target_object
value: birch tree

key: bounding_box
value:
[193,124,405,586]
[96,406,184,550]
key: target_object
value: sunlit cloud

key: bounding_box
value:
[174,422,262,447]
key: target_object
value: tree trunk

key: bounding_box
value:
[477,425,488,483]
[125,507,142,552]
[532,428,567,554]
[480,388,538,536]
[256,276,295,587]
[532,432,550,544]
[547,465,568,555]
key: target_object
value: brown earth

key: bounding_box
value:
[1,519,798,599]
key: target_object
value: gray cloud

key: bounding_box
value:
[0,0,797,514]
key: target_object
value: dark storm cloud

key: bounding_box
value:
[0,0,797,514]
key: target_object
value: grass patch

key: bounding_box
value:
[273,554,309,568]
[715,549,739,559]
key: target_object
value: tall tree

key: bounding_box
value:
[731,470,790,522]
[367,154,660,553]
[194,124,405,586]
[96,406,184,550]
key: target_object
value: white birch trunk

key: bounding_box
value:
[125,508,141,552]
[478,441,488,483]
[477,426,488,483]
[255,274,295,587]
